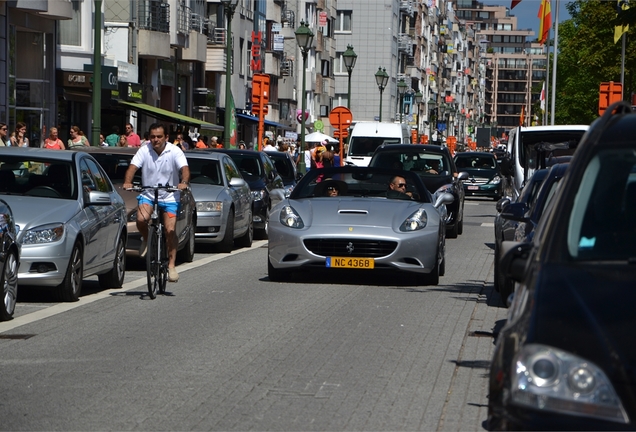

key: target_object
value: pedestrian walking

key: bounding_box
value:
[105,126,120,146]
[117,134,128,147]
[42,127,65,150]
[124,123,141,147]
[67,126,90,148]
[10,122,29,147]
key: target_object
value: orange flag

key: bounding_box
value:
[511,0,522,9]
[519,105,525,126]
[538,0,552,45]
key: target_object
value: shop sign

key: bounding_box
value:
[118,82,143,102]
[319,11,328,27]
[251,31,263,72]
[273,34,284,51]
[58,70,93,89]
[83,65,119,90]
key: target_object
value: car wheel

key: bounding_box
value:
[420,255,440,286]
[499,277,514,308]
[439,255,446,277]
[268,256,291,282]
[218,208,235,253]
[457,215,464,235]
[0,250,18,321]
[236,214,253,248]
[177,219,196,263]
[57,241,83,302]
[255,211,269,240]
[98,235,126,289]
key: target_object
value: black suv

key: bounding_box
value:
[489,103,636,430]
[207,149,284,239]
[369,144,468,238]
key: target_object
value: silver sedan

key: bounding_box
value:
[268,167,453,285]
[186,152,253,252]
[0,148,127,302]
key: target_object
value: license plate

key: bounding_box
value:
[467,185,479,190]
[326,257,375,269]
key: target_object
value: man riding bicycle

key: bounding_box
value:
[123,123,190,282]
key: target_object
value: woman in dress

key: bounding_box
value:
[10,122,29,147]
[67,125,90,148]
[42,127,65,150]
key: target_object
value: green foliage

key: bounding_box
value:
[555,0,636,124]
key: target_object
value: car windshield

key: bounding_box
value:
[270,155,294,182]
[455,155,496,170]
[290,167,431,203]
[187,158,222,185]
[90,153,135,182]
[568,148,636,261]
[0,157,77,200]
[348,137,401,156]
[370,151,450,176]
[520,130,586,171]
[230,155,262,180]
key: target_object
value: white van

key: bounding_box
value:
[345,122,411,167]
[502,125,589,199]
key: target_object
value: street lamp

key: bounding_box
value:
[342,45,357,109]
[221,0,239,148]
[397,78,408,123]
[427,97,436,141]
[414,90,423,136]
[295,20,314,174]
[374,67,389,122]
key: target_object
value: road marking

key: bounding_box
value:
[481,222,494,227]
[0,240,268,334]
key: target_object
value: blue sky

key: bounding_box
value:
[485,0,572,37]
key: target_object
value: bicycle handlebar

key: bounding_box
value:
[125,184,179,192]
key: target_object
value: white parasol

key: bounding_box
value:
[304,132,338,143]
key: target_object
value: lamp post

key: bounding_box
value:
[295,21,314,174]
[221,0,239,148]
[397,78,408,123]
[342,45,357,109]
[374,67,389,122]
[413,90,423,137]
[427,97,436,142]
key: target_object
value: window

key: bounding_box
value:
[477,11,489,19]
[333,94,348,109]
[334,52,344,74]
[335,10,352,32]
[321,59,331,77]
[59,0,82,46]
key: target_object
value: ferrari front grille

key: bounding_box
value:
[303,239,398,258]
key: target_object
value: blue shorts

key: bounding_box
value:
[137,196,179,218]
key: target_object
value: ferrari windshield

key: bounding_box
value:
[290,167,432,203]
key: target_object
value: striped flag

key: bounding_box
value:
[540,81,546,112]
[615,0,630,44]
[538,0,552,45]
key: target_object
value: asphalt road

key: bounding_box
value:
[0,198,508,431]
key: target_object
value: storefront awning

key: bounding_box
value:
[235,113,294,130]
[118,100,224,131]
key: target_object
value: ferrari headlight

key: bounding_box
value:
[511,344,628,424]
[400,208,428,232]
[490,175,502,185]
[196,201,223,212]
[251,190,266,201]
[279,205,304,229]
[22,223,65,245]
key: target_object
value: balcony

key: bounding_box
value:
[265,52,280,76]
[315,31,324,53]
[398,33,413,56]
[172,3,191,48]
[138,0,170,59]
[400,0,414,16]
[278,76,295,100]
[316,75,323,95]
[207,27,226,45]
[206,31,227,73]
[317,0,326,9]
[181,31,207,62]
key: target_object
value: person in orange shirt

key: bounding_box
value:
[195,135,208,149]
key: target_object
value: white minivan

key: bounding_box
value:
[345,122,411,167]
[502,125,589,199]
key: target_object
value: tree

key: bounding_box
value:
[555,0,636,124]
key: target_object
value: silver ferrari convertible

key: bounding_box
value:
[267,167,454,285]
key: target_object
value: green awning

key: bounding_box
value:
[118,100,224,132]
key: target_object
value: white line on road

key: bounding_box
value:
[0,240,268,334]
[481,222,494,227]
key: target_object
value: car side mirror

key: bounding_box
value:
[500,241,532,282]
[229,177,247,188]
[86,191,112,206]
[496,197,511,213]
[457,171,469,181]
[500,202,529,222]
[434,192,454,208]
[500,157,513,176]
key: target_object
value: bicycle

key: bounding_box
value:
[129,184,177,299]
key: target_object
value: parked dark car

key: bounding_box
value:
[493,168,548,306]
[206,149,285,239]
[369,144,468,238]
[0,199,19,321]
[454,151,502,200]
[74,147,197,262]
[265,150,302,197]
[488,103,636,430]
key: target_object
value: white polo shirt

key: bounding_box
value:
[130,142,188,202]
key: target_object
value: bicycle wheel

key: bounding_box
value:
[146,227,159,299]
[158,232,168,294]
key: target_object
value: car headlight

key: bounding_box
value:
[400,208,428,232]
[279,205,304,229]
[21,223,65,245]
[196,201,223,212]
[511,344,629,424]
[251,190,266,201]
[490,175,502,185]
